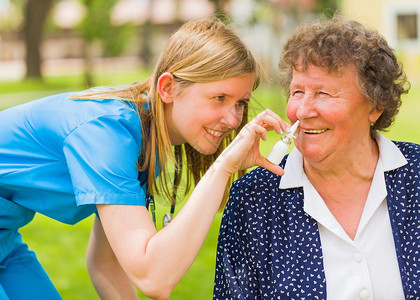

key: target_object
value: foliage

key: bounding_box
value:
[0,0,24,33]
[208,0,231,15]
[314,0,340,15]
[76,0,133,57]
[79,0,117,42]
[103,23,136,57]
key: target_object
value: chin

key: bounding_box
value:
[190,141,220,156]
[297,145,325,163]
[196,147,218,156]
[302,149,330,164]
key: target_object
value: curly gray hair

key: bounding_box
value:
[279,16,410,137]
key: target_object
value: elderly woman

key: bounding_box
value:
[214,17,419,299]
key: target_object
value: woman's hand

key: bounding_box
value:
[216,109,290,176]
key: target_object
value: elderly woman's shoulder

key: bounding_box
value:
[232,166,282,191]
[394,141,420,158]
[227,166,283,213]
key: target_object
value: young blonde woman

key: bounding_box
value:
[0,18,287,299]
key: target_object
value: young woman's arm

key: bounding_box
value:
[87,216,139,300]
[94,110,287,299]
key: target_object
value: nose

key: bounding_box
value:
[220,105,242,129]
[295,93,318,121]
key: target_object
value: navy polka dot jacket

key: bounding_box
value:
[214,141,420,299]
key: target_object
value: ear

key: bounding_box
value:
[158,72,175,103]
[368,106,384,123]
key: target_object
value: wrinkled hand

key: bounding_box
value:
[217,109,290,176]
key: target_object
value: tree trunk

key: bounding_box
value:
[212,0,228,17]
[139,0,153,67]
[24,0,54,79]
[83,40,94,88]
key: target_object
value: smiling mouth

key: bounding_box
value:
[205,128,226,137]
[302,128,328,134]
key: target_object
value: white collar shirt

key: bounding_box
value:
[279,133,407,300]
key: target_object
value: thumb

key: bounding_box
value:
[257,157,285,176]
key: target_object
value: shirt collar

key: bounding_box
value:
[279,147,305,189]
[279,133,408,190]
[376,133,407,171]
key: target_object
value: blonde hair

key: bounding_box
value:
[73,17,259,209]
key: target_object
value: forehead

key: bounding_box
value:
[291,63,359,86]
[180,74,255,96]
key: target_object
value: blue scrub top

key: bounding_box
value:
[0,92,147,225]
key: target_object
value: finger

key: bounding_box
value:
[257,156,285,176]
[255,109,284,124]
[243,122,267,142]
[254,109,280,124]
[231,122,266,151]
[258,114,284,134]
[253,109,290,134]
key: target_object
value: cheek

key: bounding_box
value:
[236,108,245,126]
[286,101,297,122]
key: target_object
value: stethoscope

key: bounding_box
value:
[146,147,179,228]
[147,195,176,228]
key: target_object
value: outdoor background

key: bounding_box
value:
[1,0,420,299]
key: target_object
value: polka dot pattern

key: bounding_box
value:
[214,141,420,299]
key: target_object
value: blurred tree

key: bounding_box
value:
[209,0,231,20]
[139,0,153,67]
[315,0,339,15]
[254,0,339,21]
[23,0,54,78]
[79,0,122,87]
[0,1,24,34]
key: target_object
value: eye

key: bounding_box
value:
[214,95,225,102]
[235,99,249,108]
[317,91,331,97]
[291,90,304,97]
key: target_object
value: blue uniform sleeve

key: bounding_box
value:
[63,113,146,206]
[213,183,261,299]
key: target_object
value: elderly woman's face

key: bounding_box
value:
[286,63,382,166]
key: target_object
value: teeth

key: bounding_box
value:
[302,129,327,134]
[206,128,224,137]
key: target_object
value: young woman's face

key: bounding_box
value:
[286,63,382,166]
[165,74,255,155]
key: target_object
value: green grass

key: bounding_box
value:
[381,86,420,144]
[3,75,420,299]
[20,216,97,299]
[19,208,222,300]
[0,69,151,110]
